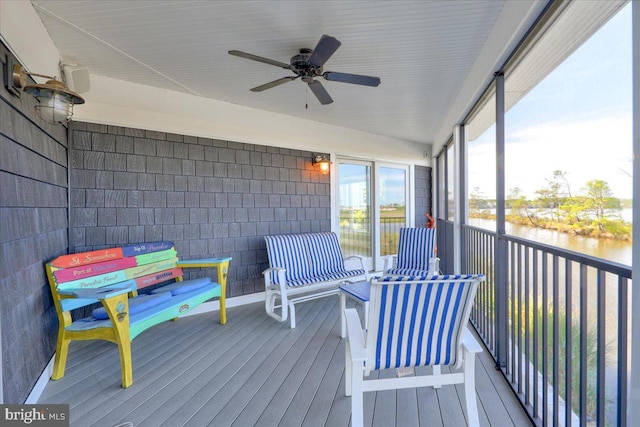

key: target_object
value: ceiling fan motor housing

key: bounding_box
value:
[291,48,321,82]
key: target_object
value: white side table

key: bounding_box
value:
[339,280,370,338]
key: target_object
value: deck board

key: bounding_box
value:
[415,368,445,426]
[112,304,272,427]
[39,296,532,426]
[91,304,265,426]
[195,298,335,427]
[300,337,347,427]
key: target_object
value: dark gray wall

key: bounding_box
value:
[415,165,433,227]
[0,45,69,403]
[68,122,331,298]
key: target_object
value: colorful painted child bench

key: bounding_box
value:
[45,241,231,388]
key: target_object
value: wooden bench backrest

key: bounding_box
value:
[47,241,183,312]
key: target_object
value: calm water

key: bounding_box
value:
[469,217,630,424]
[468,218,632,266]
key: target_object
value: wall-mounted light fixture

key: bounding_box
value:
[11,64,85,124]
[313,154,332,174]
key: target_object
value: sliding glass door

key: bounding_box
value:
[338,162,372,258]
[379,166,407,256]
[338,159,409,269]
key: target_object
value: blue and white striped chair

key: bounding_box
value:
[383,227,440,277]
[344,274,485,427]
[264,232,366,328]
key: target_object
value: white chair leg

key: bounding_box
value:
[363,301,369,328]
[345,342,352,396]
[265,292,289,323]
[350,362,364,427]
[265,292,275,315]
[463,349,480,427]
[432,365,442,389]
[281,292,289,322]
[341,292,347,338]
[288,300,296,328]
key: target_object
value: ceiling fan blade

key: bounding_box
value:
[308,80,333,105]
[250,76,298,92]
[308,35,341,68]
[323,71,381,87]
[229,50,292,69]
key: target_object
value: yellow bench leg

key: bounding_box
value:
[102,294,133,388]
[218,261,229,325]
[118,340,133,388]
[51,328,70,380]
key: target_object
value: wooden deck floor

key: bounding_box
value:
[39,297,532,427]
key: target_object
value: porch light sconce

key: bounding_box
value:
[11,64,85,124]
[313,154,332,174]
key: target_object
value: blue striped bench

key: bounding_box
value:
[263,232,367,328]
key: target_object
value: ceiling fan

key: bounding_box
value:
[229,35,381,105]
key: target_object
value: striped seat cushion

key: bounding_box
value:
[313,269,366,283]
[395,227,436,271]
[370,274,481,370]
[283,268,367,288]
[265,234,313,285]
[386,268,435,277]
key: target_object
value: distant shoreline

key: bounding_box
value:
[469,211,632,241]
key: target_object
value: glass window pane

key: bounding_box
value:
[504,3,631,263]
[339,163,372,257]
[466,89,496,231]
[437,154,445,219]
[379,166,406,256]
[447,144,455,221]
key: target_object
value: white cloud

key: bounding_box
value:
[467,115,632,199]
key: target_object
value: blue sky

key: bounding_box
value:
[339,164,406,207]
[469,3,631,199]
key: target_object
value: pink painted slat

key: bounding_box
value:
[53,257,137,283]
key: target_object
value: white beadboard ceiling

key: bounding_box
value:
[29,0,546,147]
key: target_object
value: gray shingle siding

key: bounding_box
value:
[69,123,330,300]
[1,44,68,404]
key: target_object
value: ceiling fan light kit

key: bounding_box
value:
[229,34,381,105]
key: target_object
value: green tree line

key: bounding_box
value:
[470,170,631,240]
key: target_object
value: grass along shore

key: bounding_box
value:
[469,211,632,241]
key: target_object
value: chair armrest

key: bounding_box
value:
[461,327,483,354]
[58,286,133,300]
[262,267,287,289]
[345,308,367,362]
[382,254,397,272]
[176,257,232,268]
[344,255,365,271]
[429,257,441,276]
[262,267,285,278]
